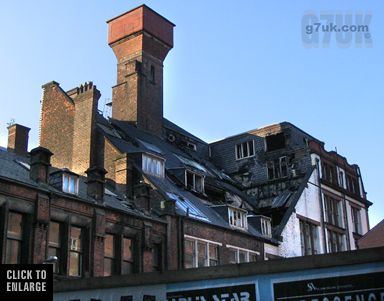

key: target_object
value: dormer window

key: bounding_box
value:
[142,153,165,178]
[235,140,255,160]
[260,216,272,237]
[63,173,79,195]
[228,207,248,230]
[185,170,204,193]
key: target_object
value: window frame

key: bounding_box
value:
[185,170,204,193]
[351,206,362,235]
[103,233,116,276]
[62,173,79,195]
[68,225,83,277]
[226,244,259,264]
[323,194,344,228]
[299,219,320,255]
[267,156,288,180]
[184,235,222,269]
[228,207,248,230]
[48,221,62,274]
[122,237,135,275]
[142,153,165,178]
[326,228,346,253]
[5,211,24,264]
[260,217,272,237]
[235,140,255,160]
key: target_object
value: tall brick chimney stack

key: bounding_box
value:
[7,123,30,156]
[107,5,174,136]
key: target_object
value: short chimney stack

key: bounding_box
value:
[7,124,30,156]
[86,166,107,202]
[29,147,53,183]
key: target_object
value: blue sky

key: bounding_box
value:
[0,1,383,227]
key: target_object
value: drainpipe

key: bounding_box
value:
[316,158,327,253]
[340,160,351,251]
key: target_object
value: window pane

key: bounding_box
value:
[195,175,203,192]
[49,222,61,246]
[70,227,82,251]
[122,262,134,274]
[236,144,242,159]
[104,258,113,276]
[69,178,75,194]
[197,242,207,267]
[5,239,21,264]
[104,234,115,258]
[69,252,81,276]
[186,171,194,188]
[249,253,257,262]
[7,212,23,238]
[184,240,195,268]
[248,141,254,156]
[123,238,133,261]
[48,247,60,273]
[239,251,247,263]
[209,244,218,266]
[229,249,237,264]
[242,142,248,157]
[63,175,69,192]
[152,244,161,271]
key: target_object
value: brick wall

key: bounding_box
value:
[40,81,75,169]
[184,219,264,264]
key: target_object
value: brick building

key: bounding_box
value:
[0,5,371,279]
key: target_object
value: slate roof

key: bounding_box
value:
[0,147,160,222]
[95,118,281,241]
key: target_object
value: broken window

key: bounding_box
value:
[321,161,337,185]
[122,237,134,274]
[260,217,272,237]
[299,219,320,255]
[69,226,83,277]
[351,206,362,235]
[346,174,359,195]
[142,153,165,178]
[228,207,248,230]
[152,243,162,272]
[184,237,220,269]
[185,170,204,193]
[235,140,255,160]
[5,212,24,264]
[324,195,343,228]
[266,133,285,151]
[227,246,258,264]
[104,234,116,276]
[267,156,288,180]
[48,221,62,274]
[327,229,346,253]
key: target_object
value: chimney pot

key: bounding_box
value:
[86,166,107,202]
[29,146,53,183]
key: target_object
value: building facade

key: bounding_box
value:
[0,5,371,281]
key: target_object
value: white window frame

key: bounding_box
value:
[185,170,204,193]
[260,217,272,237]
[228,207,248,230]
[62,173,79,195]
[351,206,362,235]
[142,153,165,178]
[235,140,255,160]
[184,235,222,268]
[226,244,259,264]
